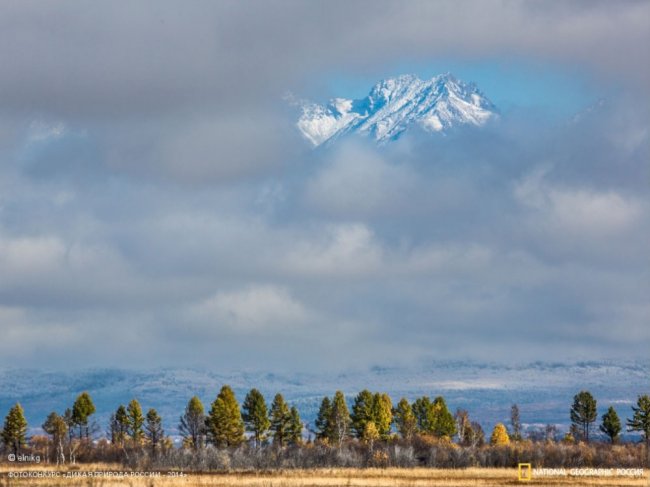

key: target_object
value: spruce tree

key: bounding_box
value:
[127,399,145,445]
[71,392,96,440]
[372,393,393,439]
[431,396,456,438]
[315,396,333,441]
[288,406,303,445]
[570,390,597,442]
[599,406,621,444]
[242,388,270,447]
[1,403,27,455]
[179,396,205,450]
[269,393,292,447]
[627,394,650,447]
[351,390,375,438]
[145,409,164,453]
[393,398,417,440]
[113,405,129,445]
[330,391,351,447]
[206,385,245,448]
[412,396,433,433]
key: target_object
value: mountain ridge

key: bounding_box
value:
[297,73,498,146]
[2,360,647,437]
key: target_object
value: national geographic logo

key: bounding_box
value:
[518,464,644,481]
[518,463,532,481]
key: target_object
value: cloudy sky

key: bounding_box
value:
[0,1,648,372]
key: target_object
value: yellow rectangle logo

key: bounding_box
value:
[518,463,532,481]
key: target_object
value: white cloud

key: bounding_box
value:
[283,223,383,277]
[190,285,309,332]
[515,169,643,237]
[305,143,418,216]
[0,2,648,369]
[27,120,66,143]
[0,235,66,278]
[0,305,78,358]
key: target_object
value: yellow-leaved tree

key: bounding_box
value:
[490,422,510,445]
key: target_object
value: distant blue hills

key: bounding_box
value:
[1,360,647,441]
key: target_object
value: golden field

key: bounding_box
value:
[0,464,648,487]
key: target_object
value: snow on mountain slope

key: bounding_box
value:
[1,361,647,437]
[297,74,497,146]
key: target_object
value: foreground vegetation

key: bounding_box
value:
[1,465,648,487]
[1,386,648,471]
[11,436,648,470]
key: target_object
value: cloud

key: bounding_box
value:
[0,235,66,278]
[1,1,648,123]
[512,168,648,265]
[0,1,648,371]
[282,223,383,277]
[515,168,643,235]
[189,285,309,333]
[101,114,303,184]
[305,142,420,217]
[27,121,67,143]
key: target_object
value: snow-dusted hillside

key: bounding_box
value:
[297,73,497,146]
[1,361,647,439]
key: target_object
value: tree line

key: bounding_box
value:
[1,387,649,467]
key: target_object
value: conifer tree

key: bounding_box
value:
[510,404,522,441]
[431,396,456,438]
[330,391,351,447]
[1,403,27,455]
[242,388,270,447]
[412,396,433,433]
[42,412,67,464]
[490,422,510,445]
[179,396,205,450]
[127,399,145,445]
[351,390,375,438]
[599,406,621,444]
[412,395,455,437]
[288,406,303,446]
[269,393,292,447]
[71,392,96,440]
[206,385,245,448]
[372,393,393,439]
[393,398,417,440]
[627,394,650,447]
[315,396,333,441]
[570,390,597,442]
[112,405,129,445]
[145,409,164,453]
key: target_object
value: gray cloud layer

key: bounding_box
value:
[0,1,648,371]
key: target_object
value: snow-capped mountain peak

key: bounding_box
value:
[297,73,497,146]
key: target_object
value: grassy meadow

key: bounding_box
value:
[0,464,648,487]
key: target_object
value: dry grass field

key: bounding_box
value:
[0,464,648,487]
